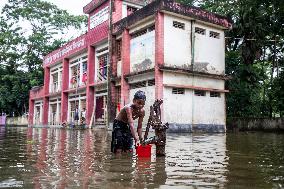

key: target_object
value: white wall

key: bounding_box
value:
[164,15,191,68]
[164,14,225,75]
[193,92,225,125]
[194,23,225,75]
[163,88,193,124]
[163,72,226,125]
[129,86,155,128]
[163,87,225,125]
[163,72,225,90]
[130,30,155,72]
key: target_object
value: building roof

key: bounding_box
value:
[83,0,108,14]
[83,0,146,14]
[113,0,232,34]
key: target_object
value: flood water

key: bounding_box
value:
[0,127,283,188]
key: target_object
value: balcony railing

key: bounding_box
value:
[97,66,107,82]
[30,86,44,99]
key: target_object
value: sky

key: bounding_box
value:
[0,0,92,43]
[0,0,91,15]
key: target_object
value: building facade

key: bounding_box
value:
[28,0,231,132]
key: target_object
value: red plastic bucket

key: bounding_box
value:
[136,144,152,157]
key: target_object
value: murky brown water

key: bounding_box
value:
[0,127,283,188]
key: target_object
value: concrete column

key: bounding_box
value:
[86,87,95,126]
[155,12,164,119]
[61,58,69,123]
[87,46,95,85]
[86,46,95,126]
[42,67,50,125]
[44,67,50,95]
[28,97,34,125]
[121,29,131,105]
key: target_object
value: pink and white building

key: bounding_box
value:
[28,0,231,132]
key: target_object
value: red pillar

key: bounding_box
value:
[121,29,131,105]
[43,67,50,125]
[155,12,164,118]
[61,58,69,123]
[28,96,34,125]
[86,46,95,126]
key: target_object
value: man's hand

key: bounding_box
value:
[135,136,140,147]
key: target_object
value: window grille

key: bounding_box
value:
[127,6,138,16]
[148,79,155,86]
[194,90,206,96]
[129,81,147,89]
[116,40,122,61]
[82,61,87,73]
[97,54,108,82]
[210,91,221,97]
[172,88,185,94]
[209,31,220,39]
[173,21,185,30]
[131,29,147,38]
[195,27,206,35]
[116,87,121,103]
[148,25,155,32]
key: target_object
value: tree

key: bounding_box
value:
[0,0,87,116]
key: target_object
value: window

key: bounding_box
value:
[82,61,87,73]
[172,88,185,94]
[209,31,220,39]
[131,25,155,39]
[194,90,206,96]
[69,54,88,88]
[195,27,206,35]
[127,6,138,16]
[116,40,121,61]
[210,91,221,98]
[173,21,185,30]
[51,73,59,93]
[97,54,108,82]
[129,81,147,89]
[148,79,155,86]
[70,64,80,88]
[131,29,147,38]
[148,25,155,32]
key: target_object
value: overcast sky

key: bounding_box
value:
[0,0,91,15]
[0,0,92,41]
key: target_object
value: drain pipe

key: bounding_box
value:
[190,20,195,131]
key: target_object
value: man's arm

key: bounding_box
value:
[125,107,139,143]
[137,109,145,141]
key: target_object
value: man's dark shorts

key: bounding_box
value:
[111,119,133,153]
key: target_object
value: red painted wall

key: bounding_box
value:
[120,29,131,106]
[155,12,164,120]
[86,46,96,125]
[61,58,69,123]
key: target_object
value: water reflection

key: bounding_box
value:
[0,127,283,188]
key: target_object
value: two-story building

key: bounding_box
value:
[28,0,231,132]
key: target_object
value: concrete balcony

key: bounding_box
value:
[30,86,45,100]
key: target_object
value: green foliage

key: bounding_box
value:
[0,0,87,116]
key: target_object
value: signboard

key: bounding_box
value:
[43,38,85,66]
[90,6,109,29]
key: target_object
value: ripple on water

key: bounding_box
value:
[0,127,284,188]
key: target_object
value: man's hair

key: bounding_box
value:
[134,90,146,101]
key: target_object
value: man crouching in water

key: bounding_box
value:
[111,90,146,154]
